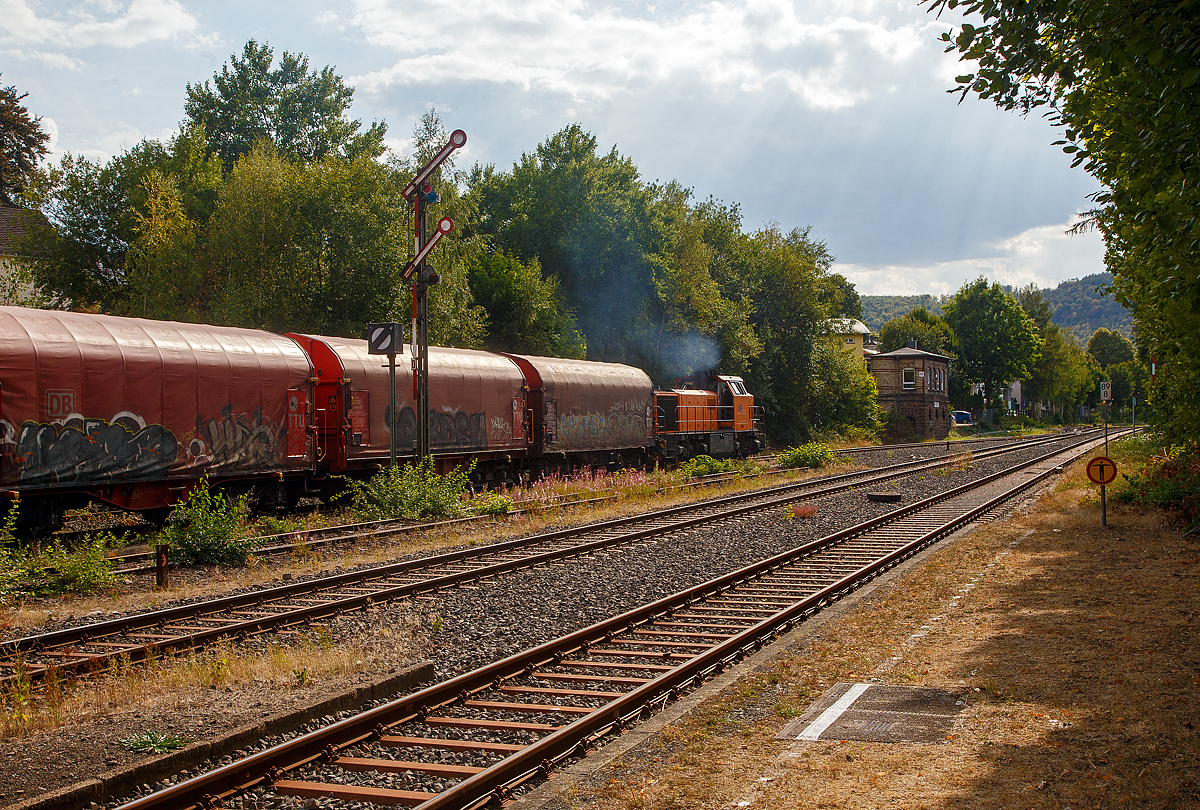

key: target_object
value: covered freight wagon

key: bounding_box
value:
[288,335,529,484]
[0,307,314,533]
[501,353,654,470]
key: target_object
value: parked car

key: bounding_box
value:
[951,410,974,425]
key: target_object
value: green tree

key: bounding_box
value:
[468,251,585,357]
[1087,327,1136,370]
[942,278,1042,416]
[744,225,876,443]
[126,170,201,320]
[1,77,50,206]
[879,307,957,356]
[1107,359,1149,412]
[184,40,387,167]
[200,145,413,335]
[1016,283,1053,333]
[23,141,167,310]
[467,125,664,364]
[821,273,863,319]
[926,0,1200,442]
[652,182,761,378]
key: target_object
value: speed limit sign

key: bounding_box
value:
[1100,381,1112,401]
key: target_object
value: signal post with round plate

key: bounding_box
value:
[1087,454,1117,527]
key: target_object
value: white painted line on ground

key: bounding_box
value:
[796,683,871,740]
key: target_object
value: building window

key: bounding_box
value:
[845,337,856,344]
[902,368,916,390]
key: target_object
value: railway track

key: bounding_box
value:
[0,430,1094,687]
[114,429,1127,810]
[62,432,1036,573]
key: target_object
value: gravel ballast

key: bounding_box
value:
[1,434,1090,809]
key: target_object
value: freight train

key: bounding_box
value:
[0,307,761,535]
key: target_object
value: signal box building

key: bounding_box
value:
[867,345,951,438]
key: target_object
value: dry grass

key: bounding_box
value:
[0,617,425,740]
[0,461,854,637]
[568,436,1200,810]
[0,459,853,742]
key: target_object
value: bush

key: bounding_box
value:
[777,443,833,469]
[1113,442,1200,528]
[0,505,23,603]
[161,476,257,565]
[472,491,513,516]
[36,534,117,594]
[999,414,1042,430]
[0,501,117,599]
[342,457,473,521]
[679,455,735,478]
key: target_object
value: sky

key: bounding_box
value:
[0,0,1107,297]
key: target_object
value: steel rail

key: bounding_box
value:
[83,431,1062,572]
[0,431,1095,686]
[113,430,1125,810]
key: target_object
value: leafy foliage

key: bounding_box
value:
[341,458,473,521]
[926,0,1200,444]
[0,77,50,206]
[1015,285,1098,420]
[185,40,386,166]
[1114,443,1200,529]
[162,477,257,566]
[1087,327,1136,370]
[777,443,833,469]
[467,251,585,357]
[34,535,117,594]
[678,455,735,478]
[467,125,666,367]
[0,505,24,603]
[942,278,1042,413]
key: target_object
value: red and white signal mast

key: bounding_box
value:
[402,129,466,461]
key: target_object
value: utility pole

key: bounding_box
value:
[402,129,466,461]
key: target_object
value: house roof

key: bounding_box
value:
[0,206,45,258]
[868,346,950,361]
[826,318,871,335]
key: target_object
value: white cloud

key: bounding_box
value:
[837,215,1107,296]
[70,121,175,162]
[345,0,944,108]
[3,47,86,69]
[41,116,60,156]
[0,0,201,49]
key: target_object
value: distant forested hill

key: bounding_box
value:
[1040,272,1132,342]
[860,273,1131,342]
[860,294,942,333]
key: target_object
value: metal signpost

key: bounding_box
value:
[1100,380,1111,456]
[366,322,404,467]
[1087,455,1118,526]
[401,129,467,461]
[1094,380,1115,527]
